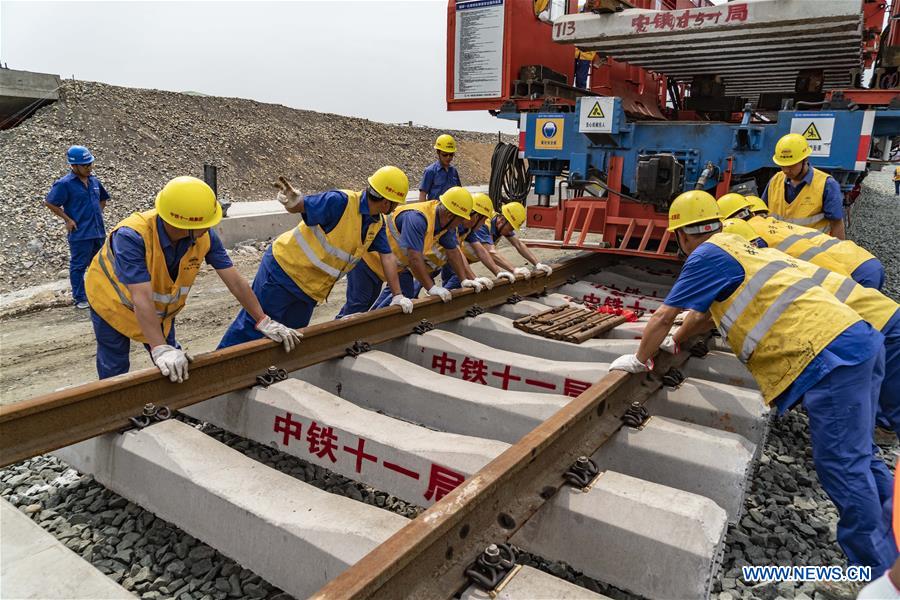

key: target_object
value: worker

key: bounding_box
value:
[419,134,462,202]
[718,192,885,290]
[220,167,413,347]
[85,177,300,382]
[610,190,896,575]
[894,165,900,196]
[437,192,514,289]
[45,145,110,309]
[722,217,900,441]
[744,195,768,216]
[479,201,553,280]
[339,186,481,315]
[763,133,845,238]
[574,48,597,89]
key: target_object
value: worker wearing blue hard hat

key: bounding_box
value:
[86,177,298,382]
[764,133,846,239]
[44,145,109,309]
[612,190,897,576]
[219,166,412,347]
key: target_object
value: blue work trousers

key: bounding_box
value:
[851,258,886,291]
[337,261,386,318]
[217,254,316,349]
[90,309,177,379]
[440,264,462,290]
[371,270,420,310]
[802,345,897,574]
[69,237,103,303]
[574,59,590,89]
[877,322,900,439]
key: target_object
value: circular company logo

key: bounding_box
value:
[541,121,557,138]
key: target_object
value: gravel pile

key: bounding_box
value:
[850,171,899,301]
[0,79,507,293]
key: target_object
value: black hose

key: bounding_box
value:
[489,142,531,211]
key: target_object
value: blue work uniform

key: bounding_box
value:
[762,167,844,221]
[852,258,886,291]
[46,172,110,304]
[220,190,389,346]
[440,224,492,289]
[665,242,895,573]
[875,311,900,437]
[368,210,459,310]
[419,162,461,200]
[90,216,232,378]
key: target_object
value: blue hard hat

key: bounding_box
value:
[66,145,94,165]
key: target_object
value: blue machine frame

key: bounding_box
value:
[509,98,900,198]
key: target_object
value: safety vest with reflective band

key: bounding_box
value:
[362,200,452,280]
[273,190,381,302]
[575,49,596,61]
[747,215,874,277]
[894,167,900,181]
[84,210,209,343]
[796,261,899,332]
[706,233,862,404]
[766,168,831,233]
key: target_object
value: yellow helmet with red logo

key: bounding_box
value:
[155,176,222,229]
[667,190,720,232]
[439,186,473,218]
[368,166,409,204]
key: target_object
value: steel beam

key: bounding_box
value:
[0,253,604,468]
[311,339,700,600]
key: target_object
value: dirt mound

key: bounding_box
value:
[0,80,507,292]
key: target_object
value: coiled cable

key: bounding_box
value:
[489,142,531,211]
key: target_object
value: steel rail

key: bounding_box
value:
[0,252,605,468]
[312,335,698,600]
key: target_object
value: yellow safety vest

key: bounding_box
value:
[766,168,831,233]
[794,260,899,332]
[706,233,862,404]
[85,210,210,343]
[747,215,875,277]
[272,190,381,302]
[361,200,453,280]
[575,49,596,61]
[894,166,900,181]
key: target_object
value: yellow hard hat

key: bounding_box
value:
[722,218,760,243]
[746,195,768,214]
[471,192,494,218]
[368,166,409,204]
[434,134,457,154]
[772,133,811,166]
[716,193,752,219]
[501,202,527,230]
[667,190,720,232]
[439,186,473,219]
[155,176,222,230]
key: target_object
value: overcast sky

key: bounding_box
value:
[1,0,518,134]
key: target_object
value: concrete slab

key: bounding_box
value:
[511,471,727,600]
[592,416,755,522]
[378,330,605,397]
[1,498,135,599]
[295,351,568,444]
[583,271,673,300]
[53,419,405,599]
[607,262,679,286]
[182,378,508,506]
[0,68,61,129]
[651,380,769,447]
[438,313,756,389]
[557,281,664,314]
[461,565,611,600]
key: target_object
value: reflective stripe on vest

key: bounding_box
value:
[834,276,857,303]
[778,213,827,229]
[719,260,791,342]
[776,231,820,251]
[291,226,342,278]
[738,275,818,363]
[767,168,830,233]
[797,237,841,262]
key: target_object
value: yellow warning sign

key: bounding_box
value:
[802,122,822,141]
[588,102,605,118]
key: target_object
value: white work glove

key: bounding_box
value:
[426,285,453,303]
[273,176,302,209]
[255,316,303,352]
[659,334,680,354]
[151,345,190,383]
[609,353,653,374]
[460,279,484,293]
[495,270,516,284]
[513,266,532,280]
[474,276,494,290]
[533,262,553,276]
[389,294,414,314]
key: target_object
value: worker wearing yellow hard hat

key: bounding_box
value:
[718,192,884,290]
[610,189,895,576]
[340,185,487,315]
[764,133,845,238]
[85,176,299,382]
[419,134,462,202]
[434,192,505,291]
[468,200,553,282]
[219,166,412,348]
